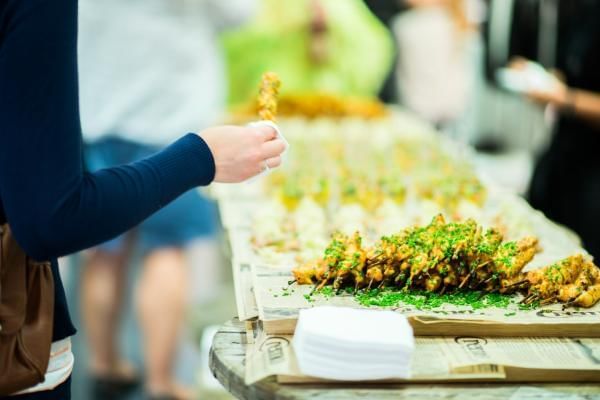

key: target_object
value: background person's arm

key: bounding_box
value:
[528,86,600,123]
[569,89,600,122]
[0,0,282,260]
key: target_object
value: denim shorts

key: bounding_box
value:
[84,136,217,254]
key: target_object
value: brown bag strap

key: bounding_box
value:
[0,224,28,334]
[0,225,3,320]
[0,223,55,395]
[0,225,3,306]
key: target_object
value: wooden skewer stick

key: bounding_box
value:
[505,279,528,288]
[482,276,496,285]
[317,278,328,291]
[540,296,557,306]
[472,277,489,290]
[523,294,540,305]
[520,293,536,304]
[562,300,577,310]
[452,243,464,259]
[367,277,375,291]
[310,278,327,295]
[368,259,385,267]
[459,270,473,289]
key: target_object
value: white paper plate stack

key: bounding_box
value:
[292,306,414,381]
[496,61,561,94]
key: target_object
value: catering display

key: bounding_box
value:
[249,120,488,266]
[215,75,600,373]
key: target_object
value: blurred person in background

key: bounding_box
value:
[78,0,255,399]
[484,0,600,260]
[222,0,394,106]
[517,1,600,260]
[364,0,412,104]
[390,0,478,131]
[485,0,600,258]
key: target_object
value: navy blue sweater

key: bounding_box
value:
[0,0,216,341]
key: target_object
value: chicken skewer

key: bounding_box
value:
[524,255,600,307]
[292,214,600,308]
[257,71,281,121]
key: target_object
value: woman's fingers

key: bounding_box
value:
[254,125,278,142]
[265,156,282,169]
[261,138,286,159]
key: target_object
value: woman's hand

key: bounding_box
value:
[198,125,286,183]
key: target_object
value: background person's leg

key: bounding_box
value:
[136,247,193,399]
[81,233,138,380]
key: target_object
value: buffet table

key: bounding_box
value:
[210,104,600,397]
[210,319,600,400]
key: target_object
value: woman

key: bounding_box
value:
[0,0,285,398]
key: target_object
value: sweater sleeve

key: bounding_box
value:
[0,0,215,260]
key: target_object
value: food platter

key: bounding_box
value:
[252,264,600,337]
[215,93,600,340]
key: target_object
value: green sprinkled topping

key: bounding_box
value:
[518,300,540,310]
[494,241,518,268]
[354,288,514,310]
[545,263,563,283]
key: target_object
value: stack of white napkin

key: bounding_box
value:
[293,306,414,381]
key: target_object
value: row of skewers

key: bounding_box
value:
[292,214,600,308]
[255,74,600,309]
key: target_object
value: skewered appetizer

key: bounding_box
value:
[524,254,600,308]
[415,170,486,210]
[263,136,484,213]
[257,72,281,121]
[292,215,600,308]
